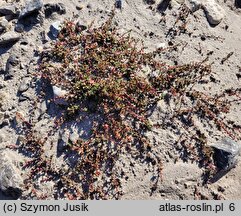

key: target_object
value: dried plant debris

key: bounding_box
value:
[10,13,241,199]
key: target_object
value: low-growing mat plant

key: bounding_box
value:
[10,11,241,199]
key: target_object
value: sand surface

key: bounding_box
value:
[0,0,241,200]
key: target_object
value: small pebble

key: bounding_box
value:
[18,79,29,92]
[15,23,24,33]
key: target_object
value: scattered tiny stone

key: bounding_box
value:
[18,79,30,93]
[0,4,17,16]
[217,185,225,192]
[14,23,24,33]
[19,0,43,19]
[44,3,66,18]
[115,0,122,9]
[57,130,69,152]
[0,80,6,89]
[0,17,9,34]
[40,31,48,43]
[76,5,84,10]
[4,54,19,79]
[0,31,21,47]
[52,85,68,105]
[202,0,225,25]
[50,21,62,38]
[144,0,156,5]
[19,92,32,102]
[0,111,9,127]
[19,38,29,45]
[76,21,87,31]
[38,100,47,116]
[69,131,79,144]
[86,3,92,9]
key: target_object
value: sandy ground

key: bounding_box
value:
[0,0,241,200]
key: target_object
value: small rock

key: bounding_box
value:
[0,31,21,47]
[44,3,66,18]
[15,23,24,33]
[0,80,6,89]
[18,79,30,92]
[0,111,4,124]
[50,21,62,38]
[0,92,10,112]
[19,0,43,19]
[0,17,9,34]
[0,111,8,127]
[69,131,79,144]
[0,5,17,16]
[157,0,171,12]
[115,0,122,9]
[5,55,20,79]
[52,85,68,105]
[76,20,87,31]
[144,0,156,5]
[19,92,32,102]
[39,31,48,43]
[209,137,241,171]
[202,0,225,25]
[0,150,23,199]
[86,3,93,9]
[76,5,84,10]
[217,185,225,192]
[57,130,69,152]
[39,100,47,115]
[186,0,202,11]
[235,0,241,8]
[0,134,5,143]
[156,42,166,49]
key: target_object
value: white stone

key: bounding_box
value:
[202,0,225,25]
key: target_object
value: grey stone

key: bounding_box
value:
[115,0,122,9]
[57,130,69,152]
[0,112,8,127]
[69,131,79,144]
[0,17,9,34]
[19,92,32,101]
[203,0,225,25]
[15,23,24,33]
[18,79,30,92]
[0,31,21,47]
[0,5,17,16]
[38,100,47,115]
[0,150,23,199]
[19,0,43,19]
[0,133,5,143]
[209,137,241,171]
[0,111,4,124]
[50,21,62,38]
[5,55,20,79]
